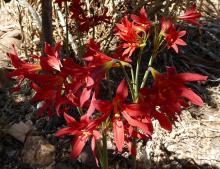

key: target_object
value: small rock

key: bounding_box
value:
[8,120,33,142]
[21,135,55,168]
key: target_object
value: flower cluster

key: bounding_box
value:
[7,3,206,167]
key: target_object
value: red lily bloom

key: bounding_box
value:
[178,4,202,27]
[8,43,62,79]
[7,45,41,78]
[94,80,152,152]
[61,58,96,109]
[40,43,62,72]
[160,17,172,33]
[82,40,131,101]
[131,7,152,32]
[28,73,66,116]
[115,16,142,57]
[7,46,41,92]
[64,42,114,108]
[166,27,187,53]
[140,67,207,131]
[161,19,187,53]
[112,46,132,63]
[56,113,103,165]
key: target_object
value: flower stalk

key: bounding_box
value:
[140,54,154,88]
[101,130,109,169]
[134,49,143,100]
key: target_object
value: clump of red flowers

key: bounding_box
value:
[7,3,205,168]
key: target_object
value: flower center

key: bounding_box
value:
[82,131,91,137]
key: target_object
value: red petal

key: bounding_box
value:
[40,56,61,71]
[176,39,187,46]
[113,119,124,152]
[140,7,148,18]
[176,73,208,82]
[178,31,186,37]
[152,111,172,131]
[71,136,87,158]
[80,88,91,107]
[56,127,74,137]
[47,55,62,71]
[7,45,23,67]
[63,113,76,126]
[85,76,94,88]
[91,136,99,166]
[122,111,152,135]
[116,79,128,101]
[124,103,151,117]
[130,15,142,24]
[171,43,179,53]
[180,87,204,106]
[93,100,113,114]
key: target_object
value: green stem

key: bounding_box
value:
[102,130,109,169]
[140,55,154,88]
[140,34,164,88]
[131,138,137,169]
[76,107,83,116]
[131,49,144,169]
[131,67,135,91]
[134,49,143,100]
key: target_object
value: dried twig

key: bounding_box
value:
[54,4,78,58]
[17,0,42,29]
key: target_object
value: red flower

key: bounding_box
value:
[7,45,42,92]
[160,17,172,33]
[94,80,152,152]
[83,39,130,88]
[161,19,187,53]
[40,43,62,72]
[131,7,152,32]
[140,67,208,131]
[56,113,103,165]
[115,16,142,57]
[7,45,41,78]
[28,73,66,117]
[61,58,98,110]
[178,4,202,27]
[8,42,62,79]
